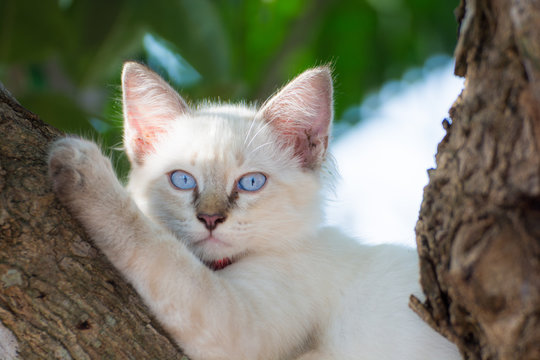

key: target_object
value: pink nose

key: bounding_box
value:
[197,213,226,231]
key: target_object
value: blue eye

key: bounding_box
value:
[170,170,197,190]
[237,172,266,192]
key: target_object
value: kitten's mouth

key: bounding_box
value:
[204,257,233,271]
[195,235,235,270]
[195,235,230,247]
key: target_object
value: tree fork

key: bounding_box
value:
[411,0,540,359]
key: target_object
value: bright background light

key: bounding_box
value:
[325,59,464,247]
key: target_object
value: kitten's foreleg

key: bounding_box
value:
[48,137,140,261]
[48,138,267,359]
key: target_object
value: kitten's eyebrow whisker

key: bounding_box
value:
[246,121,272,149]
[250,141,273,155]
[243,117,258,146]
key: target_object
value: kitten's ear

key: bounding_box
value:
[258,66,333,169]
[122,62,189,165]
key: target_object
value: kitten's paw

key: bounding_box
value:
[48,137,116,206]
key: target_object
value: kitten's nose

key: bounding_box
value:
[197,213,226,231]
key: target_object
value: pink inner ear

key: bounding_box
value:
[123,90,170,160]
[260,67,333,169]
[122,62,189,165]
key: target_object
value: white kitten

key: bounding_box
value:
[48,62,460,360]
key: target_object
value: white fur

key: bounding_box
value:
[48,63,460,360]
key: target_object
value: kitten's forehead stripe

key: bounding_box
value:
[235,151,245,167]
[190,151,198,166]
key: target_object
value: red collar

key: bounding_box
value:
[206,257,232,271]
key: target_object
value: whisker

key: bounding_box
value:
[243,116,258,146]
[249,141,273,155]
[246,121,272,149]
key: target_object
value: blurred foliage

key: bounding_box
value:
[0,0,457,174]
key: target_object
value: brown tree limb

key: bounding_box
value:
[0,84,185,359]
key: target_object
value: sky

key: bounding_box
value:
[324,58,465,247]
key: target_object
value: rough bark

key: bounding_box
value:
[0,85,185,358]
[411,1,540,359]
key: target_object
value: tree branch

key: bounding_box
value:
[0,86,185,358]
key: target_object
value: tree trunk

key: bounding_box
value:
[411,0,540,359]
[0,85,185,358]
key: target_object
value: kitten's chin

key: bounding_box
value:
[190,234,237,263]
[189,233,250,270]
[194,235,231,247]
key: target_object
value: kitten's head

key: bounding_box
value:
[121,62,333,268]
